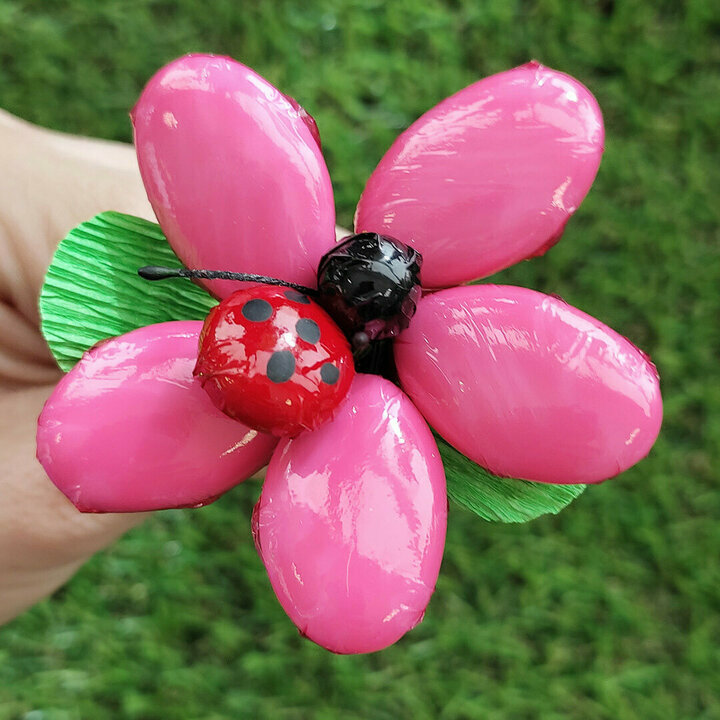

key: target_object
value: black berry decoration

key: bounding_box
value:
[316,232,423,344]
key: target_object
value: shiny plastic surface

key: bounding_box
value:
[195,285,354,436]
[317,232,422,342]
[253,374,447,654]
[37,322,278,512]
[355,62,604,288]
[132,54,336,299]
[395,286,662,484]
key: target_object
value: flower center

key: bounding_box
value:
[316,232,423,352]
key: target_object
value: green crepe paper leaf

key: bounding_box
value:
[436,434,586,523]
[40,212,218,372]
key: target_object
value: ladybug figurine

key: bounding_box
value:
[140,230,422,438]
[194,284,354,437]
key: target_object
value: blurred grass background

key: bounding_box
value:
[1,0,719,718]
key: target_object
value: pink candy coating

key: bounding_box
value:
[132,54,336,299]
[37,322,277,512]
[355,62,604,288]
[395,286,662,484]
[253,374,447,654]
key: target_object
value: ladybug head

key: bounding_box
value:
[316,233,422,348]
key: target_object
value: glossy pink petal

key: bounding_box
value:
[253,374,447,654]
[395,286,662,484]
[132,54,336,299]
[37,322,277,512]
[355,62,604,288]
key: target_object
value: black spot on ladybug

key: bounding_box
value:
[296,318,320,344]
[320,363,340,385]
[267,351,295,383]
[242,298,272,322]
[284,290,310,304]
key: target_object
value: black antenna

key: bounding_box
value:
[138,266,318,296]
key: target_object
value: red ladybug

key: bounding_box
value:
[194,284,354,436]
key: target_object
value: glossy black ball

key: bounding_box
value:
[316,232,422,344]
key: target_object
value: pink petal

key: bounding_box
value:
[355,62,604,288]
[132,54,336,298]
[394,286,662,484]
[37,322,277,512]
[253,374,447,654]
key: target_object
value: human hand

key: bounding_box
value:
[0,109,154,624]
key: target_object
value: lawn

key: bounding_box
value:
[1,1,719,718]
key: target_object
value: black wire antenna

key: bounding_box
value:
[138,266,318,297]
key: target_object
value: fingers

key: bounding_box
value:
[0,111,151,621]
[0,109,153,328]
[0,384,146,624]
[0,303,61,385]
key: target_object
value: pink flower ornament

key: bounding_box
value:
[36,55,662,654]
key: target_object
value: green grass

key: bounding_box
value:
[1,0,719,717]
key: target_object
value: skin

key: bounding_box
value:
[0,109,154,624]
[0,109,348,624]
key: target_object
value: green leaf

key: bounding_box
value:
[40,212,218,371]
[436,434,586,523]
